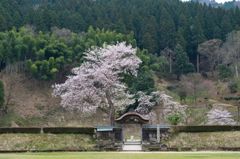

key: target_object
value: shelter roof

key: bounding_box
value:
[94,126,122,132]
[141,125,170,129]
[115,111,149,124]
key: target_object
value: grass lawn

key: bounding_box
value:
[0,152,240,159]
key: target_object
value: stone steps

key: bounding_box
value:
[122,145,142,151]
[124,141,141,145]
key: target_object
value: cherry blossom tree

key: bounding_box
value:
[52,42,141,125]
[135,91,155,114]
[181,74,215,101]
[154,91,187,122]
[135,91,187,124]
[207,108,236,125]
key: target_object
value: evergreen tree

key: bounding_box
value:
[221,15,232,41]
[228,8,236,30]
[178,14,187,30]
[34,13,47,32]
[191,16,206,72]
[42,8,52,30]
[213,26,221,39]
[235,6,240,28]
[96,18,105,30]
[159,8,176,49]
[115,18,127,34]
[197,4,205,34]
[132,71,155,94]
[176,30,187,51]
[0,14,7,32]
[142,32,155,54]
[123,11,133,32]
[173,44,195,80]
[69,13,85,33]
[49,11,60,28]
[84,11,95,30]
[191,16,206,48]
[204,11,215,40]
[131,7,141,41]
[13,11,22,29]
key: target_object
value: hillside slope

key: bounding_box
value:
[0,70,238,127]
[0,71,108,127]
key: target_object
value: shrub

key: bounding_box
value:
[201,72,208,78]
[224,97,232,101]
[42,127,94,134]
[168,113,183,125]
[216,64,233,80]
[167,85,175,91]
[228,82,238,93]
[0,127,41,133]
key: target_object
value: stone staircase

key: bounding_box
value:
[122,140,142,151]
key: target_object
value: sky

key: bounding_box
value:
[182,0,235,3]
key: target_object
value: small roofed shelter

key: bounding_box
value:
[94,126,123,142]
[115,110,149,143]
[141,125,170,143]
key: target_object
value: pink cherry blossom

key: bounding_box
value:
[52,42,141,125]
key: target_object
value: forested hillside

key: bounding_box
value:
[0,0,240,126]
[0,0,240,71]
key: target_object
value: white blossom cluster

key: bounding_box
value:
[135,91,155,114]
[52,42,141,116]
[154,91,187,118]
[207,108,236,125]
[135,91,187,122]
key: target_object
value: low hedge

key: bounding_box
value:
[196,147,207,151]
[0,150,27,153]
[42,127,94,134]
[218,147,240,151]
[0,149,102,153]
[30,149,86,152]
[148,147,162,151]
[167,147,179,151]
[148,147,168,151]
[103,147,119,151]
[171,125,240,132]
[180,147,192,151]
[224,97,240,101]
[0,127,41,133]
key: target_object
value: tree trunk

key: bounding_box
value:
[106,90,115,126]
[235,64,238,77]
[211,69,214,77]
[109,106,115,126]
[177,74,180,81]
[197,54,199,73]
[170,52,172,73]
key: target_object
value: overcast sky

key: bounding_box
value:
[182,0,235,3]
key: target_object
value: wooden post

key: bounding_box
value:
[140,124,142,144]
[238,104,240,124]
[122,124,124,144]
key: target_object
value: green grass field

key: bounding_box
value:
[0,152,240,159]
